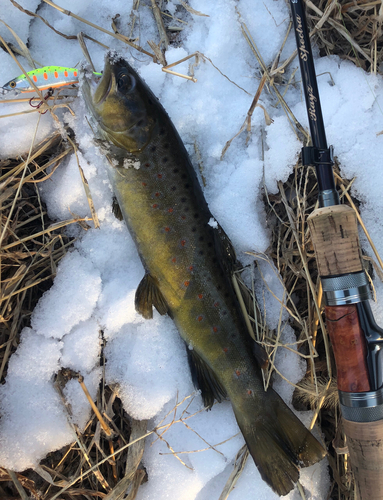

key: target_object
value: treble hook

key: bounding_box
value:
[29,88,54,114]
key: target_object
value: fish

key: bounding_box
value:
[81,53,326,496]
[2,65,102,93]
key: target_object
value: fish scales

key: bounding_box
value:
[81,54,326,496]
[98,79,259,401]
[110,119,257,395]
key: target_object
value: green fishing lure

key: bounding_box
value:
[2,66,101,93]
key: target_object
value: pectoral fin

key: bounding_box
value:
[135,274,169,319]
[112,196,123,221]
[187,348,227,409]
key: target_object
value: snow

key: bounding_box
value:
[1,0,383,497]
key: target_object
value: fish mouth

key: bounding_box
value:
[81,55,119,122]
[92,57,113,106]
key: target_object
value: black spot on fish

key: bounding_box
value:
[208,242,213,248]
[199,236,204,242]
[162,157,168,163]
[193,213,199,219]
[199,250,204,255]
[164,143,170,149]
[151,146,156,152]
[181,197,186,203]
[137,119,144,127]
[184,184,190,189]
[171,186,177,191]
[192,227,196,232]
[173,168,179,173]
[181,174,187,180]
[159,128,166,135]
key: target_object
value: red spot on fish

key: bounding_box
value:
[198,294,203,300]
[73,71,78,77]
[172,257,177,263]
[247,389,253,396]
[54,71,59,78]
[197,316,203,322]
[235,370,241,377]
[155,192,160,197]
[165,227,171,232]
[157,173,162,178]
[145,163,150,167]
[64,70,68,77]
[180,240,186,247]
[214,302,219,307]
[43,72,48,80]
[181,215,186,220]
[184,281,190,287]
[142,182,147,187]
[189,266,194,271]
[212,326,218,333]
[152,204,158,208]
[223,347,228,353]
[168,208,173,213]
[33,75,38,83]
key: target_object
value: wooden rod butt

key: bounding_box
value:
[343,418,383,499]
[325,304,370,393]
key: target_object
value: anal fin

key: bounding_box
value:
[187,348,227,409]
[135,274,169,319]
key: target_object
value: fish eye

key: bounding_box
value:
[117,72,135,93]
[9,81,16,88]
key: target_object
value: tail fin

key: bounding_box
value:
[234,390,326,496]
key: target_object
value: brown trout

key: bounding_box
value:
[81,53,325,496]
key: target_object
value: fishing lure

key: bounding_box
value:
[2,66,101,93]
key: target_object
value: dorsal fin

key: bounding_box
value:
[212,222,269,369]
[212,221,238,275]
[187,348,227,409]
[135,274,169,319]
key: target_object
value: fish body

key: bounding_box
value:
[2,65,102,93]
[81,54,326,496]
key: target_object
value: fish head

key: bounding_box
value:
[2,74,28,93]
[81,54,155,153]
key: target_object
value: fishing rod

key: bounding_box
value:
[288,0,383,497]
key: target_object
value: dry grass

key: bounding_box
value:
[0,0,382,499]
[304,0,383,73]
[0,131,75,383]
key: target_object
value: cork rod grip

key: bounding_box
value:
[342,418,383,499]
[325,305,370,392]
[307,205,363,277]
